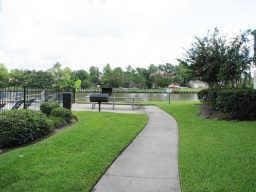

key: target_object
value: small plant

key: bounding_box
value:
[40,101,60,116]
[0,110,53,147]
[49,116,68,128]
[198,88,256,120]
[51,107,75,123]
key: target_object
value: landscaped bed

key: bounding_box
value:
[0,111,147,192]
[157,101,256,192]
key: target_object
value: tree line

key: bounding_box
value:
[0,28,254,90]
[0,62,192,89]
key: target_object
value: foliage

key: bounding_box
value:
[50,107,74,123]
[1,28,255,90]
[40,101,60,116]
[72,69,90,88]
[157,102,256,192]
[0,110,52,147]
[48,116,68,128]
[0,112,147,192]
[9,69,54,88]
[48,63,75,89]
[198,88,256,120]
[89,66,101,85]
[0,64,9,88]
[73,79,82,90]
[175,60,193,85]
[1,61,194,89]
[198,88,218,105]
[181,28,253,88]
[102,64,125,87]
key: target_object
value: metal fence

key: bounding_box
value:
[0,87,64,116]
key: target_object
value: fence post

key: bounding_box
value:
[23,86,27,109]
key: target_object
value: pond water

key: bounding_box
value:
[77,92,198,102]
[112,93,198,101]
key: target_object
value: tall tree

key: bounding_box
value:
[26,70,54,88]
[181,28,252,88]
[48,63,74,89]
[102,64,113,86]
[175,60,193,86]
[9,69,26,87]
[89,66,100,86]
[0,64,9,88]
[218,31,252,87]
[72,70,90,88]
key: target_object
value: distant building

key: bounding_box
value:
[168,84,180,89]
[188,80,208,89]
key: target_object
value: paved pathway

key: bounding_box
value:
[93,106,180,192]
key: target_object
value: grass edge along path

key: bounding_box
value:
[0,111,147,192]
[156,101,256,192]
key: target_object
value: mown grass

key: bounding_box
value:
[0,111,147,192]
[157,101,256,192]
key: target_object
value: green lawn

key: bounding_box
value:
[0,111,147,192]
[157,101,256,192]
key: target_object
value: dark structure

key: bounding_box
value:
[63,92,72,110]
[101,87,113,96]
[89,94,109,112]
[89,88,112,112]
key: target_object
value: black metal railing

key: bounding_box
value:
[0,87,66,117]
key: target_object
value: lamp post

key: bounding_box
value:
[167,87,172,104]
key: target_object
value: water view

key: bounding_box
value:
[76,92,198,103]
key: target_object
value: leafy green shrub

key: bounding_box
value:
[198,89,209,102]
[199,88,256,120]
[216,89,256,120]
[0,110,53,147]
[50,107,75,123]
[198,89,218,106]
[40,101,60,116]
[49,116,68,128]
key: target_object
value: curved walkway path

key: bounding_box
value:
[93,106,180,192]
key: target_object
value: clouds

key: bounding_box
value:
[0,0,255,70]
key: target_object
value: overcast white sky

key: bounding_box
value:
[0,0,255,70]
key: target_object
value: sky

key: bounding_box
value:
[0,0,255,70]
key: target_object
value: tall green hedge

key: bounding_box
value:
[40,101,60,116]
[0,110,53,147]
[198,89,256,120]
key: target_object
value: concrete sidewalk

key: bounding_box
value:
[93,106,180,192]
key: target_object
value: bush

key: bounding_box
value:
[0,110,53,147]
[49,116,68,128]
[40,101,60,116]
[50,107,74,123]
[198,88,256,120]
[198,89,209,102]
[198,89,218,106]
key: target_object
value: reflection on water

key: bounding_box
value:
[77,92,198,102]
[112,93,198,101]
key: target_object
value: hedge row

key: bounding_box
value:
[0,110,52,147]
[198,89,256,120]
[0,102,77,148]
